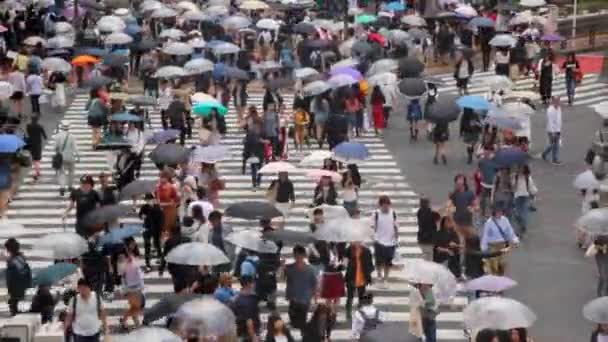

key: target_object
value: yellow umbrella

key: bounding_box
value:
[240,0,269,10]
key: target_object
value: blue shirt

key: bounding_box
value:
[214,286,238,304]
[481,215,519,251]
[478,158,497,187]
[240,256,258,278]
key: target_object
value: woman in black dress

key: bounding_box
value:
[432,121,449,165]
[433,215,461,278]
[538,51,556,105]
[26,115,47,182]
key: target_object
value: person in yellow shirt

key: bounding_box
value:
[12,48,29,73]
[293,108,309,153]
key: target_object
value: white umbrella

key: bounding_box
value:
[503,90,540,101]
[184,58,214,74]
[211,42,240,55]
[594,101,608,116]
[302,80,331,97]
[159,28,186,39]
[368,72,397,86]
[388,29,411,45]
[47,36,74,48]
[0,81,13,99]
[24,36,46,46]
[188,37,207,49]
[105,32,133,45]
[573,170,599,190]
[299,150,332,167]
[38,232,88,259]
[191,92,215,103]
[315,218,374,242]
[454,4,477,17]
[402,259,458,303]
[191,145,231,163]
[481,75,513,90]
[54,22,73,34]
[308,204,350,220]
[113,8,130,17]
[222,15,251,29]
[367,58,398,76]
[182,10,208,21]
[258,161,298,174]
[332,57,359,69]
[463,297,537,330]
[42,57,72,73]
[252,60,282,72]
[489,34,517,47]
[400,15,426,27]
[328,74,358,89]
[97,15,126,32]
[139,0,162,12]
[583,297,608,324]
[256,18,280,30]
[502,102,535,116]
[204,5,229,17]
[151,6,178,18]
[225,230,278,253]
[176,0,199,11]
[294,67,319,79]
[114,327,181,342]
[509,11,533,25]
[175,298,236,338]
[576,208,608,235]
[520,0,545,7]
[154,65,187,78]
[163,42,194,55]
[166,242,229,266]
[240,0,269,10]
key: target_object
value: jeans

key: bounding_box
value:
[30,94,40,114]
[73,332,100,342]
[422,318,437,342]
[479,187,492,218]
[250,162,261,187]
[514,196,530,234]
[566,77,576,103]
[287,301,309,330]
[143,228,161,267]
[542,132,561,163]
[596,253,608,297]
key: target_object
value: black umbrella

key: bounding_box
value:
[293,22,316,34]
[83,75,113,89]
[398,56,424,77]
[127,95,157,106]
[359,323,420,342]
[263,229,315,245]
[143,293,202,325]
[424,95,461,123]
[224,67,251,81]
[119,180,157,200]
[76,47,107,57]
[80,0,105,10]
[82,204,131,229]
[351,41,373,56]
[398,77,427,97]
[103,53,129,67]
[265,77,294,90]
[133,39,158,51]
[224,201,283,220]
[304,39,332,50]
[148,143,190,165]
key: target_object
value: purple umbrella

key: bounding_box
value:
[63,6,86,19]
[330,66,363,81]
[493,147,529,167]
[466,275,518,293]
[146,129,181,144]
[541,33,564,42]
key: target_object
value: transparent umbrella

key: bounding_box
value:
[576,208,608,235]
[258,161,298,174]
[302,80,330,97]
[47,36,74,49]
[240,0,269,10]
[182,10,208,21]
[154,65,187,78]
[583,296,608,324]
[38,232,88,259]
[256,18,280,30]
[42,57,72,73]
[573,170,599,190]
[166,242,229,266]
[105,32,133,45]
[191,144,231,163]
[463,297,537,330]
[96,15,125,32]
[225,230,278,253]
[176,0,199,11]
[151,6,178,18]
[294,67,319,80]
[401,15,426,26]
[308,204,350,220]
[163,42,194,55]
[402,259,458,303]
[328,74,358,89]
[114,327,181,342]
[174,298,236,338]
[299,150,332,167]
[184,58,214,74]
[222,15,251,29]
[54,22,73,34]
[315,218,374,242]
[204,5,229,17]
[24,36,46,46]
[159,28,185,39]
[211,42,240,55]
[367,58,398,76]
[368,72,397,86]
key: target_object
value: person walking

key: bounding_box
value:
[233,275,261,342]
[25,69,43,116]
[512,165,538,237]
[480,205,519,275]
[64,278,108,342]
[537,52,558,105]
[433,216,461,278]
[117,247,145,330]
[494,48,510,78]
[155,169,180,238]
[26,115,46,182]
[265,314,295,342]
[540,96,562,165]
[370,85,385,136]
[372,195,399,288]
[587,235,608,297]
[344,241,374,320]
[283,245,318,332]
[4,238,31,316]
[407,98,423,142]
[460,108,482,164]
[64,175,101,236]
[562,52,581,105]
[432,121,449,165]
[417,197,439,261]
[454,53,474,95]
[267,171,295,219]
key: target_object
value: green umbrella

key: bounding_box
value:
[32,263,78,287]
[192,100,228,117]
[355,14,377,24]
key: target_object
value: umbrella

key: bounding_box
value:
[388,29,411,45]
[226,230,278,253]
[176,0,199,11]
[315,218,374,242]
[222,15,251,29]
[72,55,99,66]
[573,170,599,190]
[308,204,350,220]
[211,42,240,55]
[125,24,142,36]
[402,259,458,303]
[482,75,513,90]
[188,38,207,49]
[351,41,373,56]
[520,0,545,7]
[502,102,535,116]
[256,18,280,30]
[330,67,363,81]
[253,60,283,73]
[398,56,424,77]
[407,27,429,41]
[469,16,495,28]
[224,66,250,80]
[583,297,608,324]
[191,93,215,104]
[306,169,342,182]
[368,72,397,86]
[263,229,315,245]
[466,275,518,293]
[293,22,316,34]
[82,204,131,229]
[541,33,564,42]
[398,77,427,97]
[333,142,369,163]
[204,5,229,17]
[225,201,283,220]
[367,59,398,76]
[127,95,156,106]
[359,323,419,342]
[0,135,25,153]
[77,48,107,58]
[174,298,236,337]
[425,96,461,123]
[105,32,133,45]
[149,143,191,165]
[191,145,231,163]
[32,263,78,287]
[103,53,129,67]
[489,34,517,47]
[163,42,193,55]
[151,6,178,18]
[455,4,478,17]
[154,66,187,79]
[463,297,537,330]
[159,28,186,40]
[299,150,333,167]
[97,15,126,32]
[240,0,269,10]
[41,57,72,73]
[305,39,333,50]
[111,113,143,122]
[328,74,358,89]
[114,327,181,342]
[166,242,229,266]
[485,115,524,130]
[39,232,88,259]
[355,14,376,24]
[182,10,208,21]
[143,294,202,324]
[303,80,331,96]
[294,67,319,80]
[140,0,162,11]
[184,58,214,74]
[576,208,608,235]
[146,129,181,144]
[83,75,113,88]
[384,1,405,11]
[54,22,73,34]
[192,100,228,117]
[119,180,157,200]
[457,95,491,111]
[504,91,540,101]
[492,147,529,167]
[258,161,298,174]
[98,225,143,246]
[24,36,46,46]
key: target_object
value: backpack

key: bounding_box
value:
[359,308,382,333]
[72,292,102,321]
[12,255,32,289]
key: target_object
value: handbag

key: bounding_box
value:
[266,181,277,204]
[52,135,68,170]
[574,68,584,84]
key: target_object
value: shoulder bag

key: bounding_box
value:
[52,135,68,170]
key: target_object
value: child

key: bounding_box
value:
[352,293,383,339]
[138,194,163,272]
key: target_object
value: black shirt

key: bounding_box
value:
[270,180,295,203]
[98,186,117,206]
[70,189,101,220]
[167,100,186,128]
[232,292,260,337]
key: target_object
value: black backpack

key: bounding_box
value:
[13,255,32,289]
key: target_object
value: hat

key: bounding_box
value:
[60,122,70,130]
[80,174,94,186]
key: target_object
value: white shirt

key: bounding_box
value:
[512,175,538,198]
[597,333,608,342]
[546,105,562,133]
[188,199,214,219]
[158,87,173,110]
[351,305,384,339]
[26,74,43,95]
[69,293,102,336]
[373,209,398,246]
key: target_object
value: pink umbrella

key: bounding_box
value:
[306,169,342,182]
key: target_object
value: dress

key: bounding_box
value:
[26,123,47,161]
[539,63,553,100]
[155,182,179,235]
[371,98,385,129]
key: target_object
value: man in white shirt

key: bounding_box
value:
[26,72,43,115]
[541,96,562,165]
[187,187,214,219]
[372,195,399,288]
[64,278,107,342]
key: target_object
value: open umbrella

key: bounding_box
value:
[263,229,315,245]
[143,293,202,324]
[328,74,358,89]
[154,66,187,79]
[83,75,113,89]
[176,0,199,11]
[492,147,529,167]
[398,77,427,97]
[97,15,126,31]
[204,5,229,17]
[457,95,491,111]
[466,275,518,293]
[469,16,494,28]
[355,14,377,24]
[489,34,517,47]
[576,208,608,235]
[502,102,535,116]
[306,169,342,182]
[191,145,231,163]
[191,93,215,104]
[32,263,78,287]
[293,22,316,34]
[315,218,374,242]
[303,80,330,97]
[151,6,178,18]
[402,259,458,303]
[330,66,363,81]
[182,10,208,21]
[573,170,600,190]
[541,33,564,42]
[211,42,240,55]
[184,58,214,74]
[485,115,525,130]
[192,100,228,117]
[82,204,131,229]
[225,201,284,220]
[72,55,99,66]
[114,327,181,342]
[258,161,298,174]
[159,28,186,40]
[520,0,545,7]
[367,58,398,76]
[240,0,269,10]
[119,180,157,200]
[105,32,133,45]
[359,323,419,342]
[149,143,190,165]
[583,297,608,324]
[222,15,251,29]
[0,134,25,153]
[103,53,129,67]
[367,72,397,86]
[174,298,236,338]
[39,232,88,259]
[351,41,373,56]
[398,56,424,77]
[308,204,350,220]
[299,150,333,167]
[455,4,478,17]
[166,242,229,266]
[111,113,143,122]
[163,42,193,55]
[42,57,72,73]
[333,142,369,163]
[98,225,143,246]
[223,66,250,80]
[256,18,280,30]
[226,230,278,253]
[294,67,319,80]
[24,36,46,46]
[504,91,540,101]
[464,297,537,330]
[146,129,180,144]
[425,96,460,123]
[253,60,283,73]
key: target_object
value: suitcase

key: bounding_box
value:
[33,323,63,342]
[0,313,41,342]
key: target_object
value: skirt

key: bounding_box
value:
[343,200,358,216]
[275,202,291,218]
[10,91,23,101]
[320,272,345,299]
[462,131,480,145]
[162,205,178,236]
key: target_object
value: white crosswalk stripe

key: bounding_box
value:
[0,92,467,340]
[434,69,605,109]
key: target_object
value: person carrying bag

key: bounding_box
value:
[52,133,68,170]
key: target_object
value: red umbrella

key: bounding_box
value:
[368,32,385,45]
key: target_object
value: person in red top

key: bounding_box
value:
[370,85,386,136]
[154,169,180,237]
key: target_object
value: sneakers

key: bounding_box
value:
[552,161,563,166]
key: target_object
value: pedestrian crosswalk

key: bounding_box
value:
[0,91,467,340]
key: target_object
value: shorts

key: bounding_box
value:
[374,242,396,266]
[88,115,106,128]
[10,91,23,100]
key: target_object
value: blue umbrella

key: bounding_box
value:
[0,134,25,153]
[457,95,491,111]
[493,148,529,167]
[32,263,78,287]
[125,24,142,36]
[469,16,495,28]
[333,142,370,163]
[146,129,181,144]
[111,113,143,122]
[98,225,144,246]
[384,1,406,11]
[77,47,107,57]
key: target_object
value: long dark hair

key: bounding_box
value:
[453,173,469,192]
[514,165,531,193]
